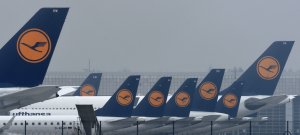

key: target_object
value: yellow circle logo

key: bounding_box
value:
[116,89,133,106]
[148,91,164,107]
[175,92,190,107]
[223,93,238,108]
[257,56,280,80]
[199,82,218,100]
[80,84,96,96]
[17,28,51,63]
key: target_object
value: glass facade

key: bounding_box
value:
[293,96,300,135]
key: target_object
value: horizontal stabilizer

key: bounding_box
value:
[2,86,60,115]
[244,95,288,110]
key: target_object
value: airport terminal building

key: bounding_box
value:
[43,69,300,135]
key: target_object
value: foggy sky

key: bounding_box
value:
[0,0,299,72]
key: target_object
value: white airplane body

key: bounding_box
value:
[10,95,293,118]
[0,115,129,135]
[10,96,111,116]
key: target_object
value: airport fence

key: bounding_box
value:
[4,120,300,135]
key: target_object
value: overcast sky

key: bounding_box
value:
[0,0,299,72]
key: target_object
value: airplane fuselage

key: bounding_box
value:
[10,95,293,118]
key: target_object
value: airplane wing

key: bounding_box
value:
[201,115,223,121]
[108,117,138,124]
[0,86,60,115]
[244,95,289,111]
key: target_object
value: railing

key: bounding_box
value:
[2,120,299,135]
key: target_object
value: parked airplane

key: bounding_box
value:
[10,69,223,118]
[132,77,172,119]
[189,69,225,120]
[0,8,69,114]
[220,41,294,117]
[173,81,245,135]
[108,78,197,134]
[10,73,102,116]
[166,41,295,135]
[10,41,292,119]
[172,42,295,134]
[126,69,225,135]
[94,77,172,134]
[56,73,102,96]
[10,75,130,116]
[0,76,140,135]
[140,82,243,135]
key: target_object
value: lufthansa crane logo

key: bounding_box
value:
[80,84,96,96]
[199,82,218,100]
[17,28,51,63]
[148,91,164,107]
[116,89,133,106]
[175,92,190,107]
[223,93,238,108]
[257,56,280,80]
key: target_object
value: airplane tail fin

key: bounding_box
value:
[164,78,198,117]
[73,73,102,96]
[220,41,294,95]
[215,81,244,118]
[95,75,140,117]
[132,77,172,117]
[0,8,69,87]
[191,69,225,112]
